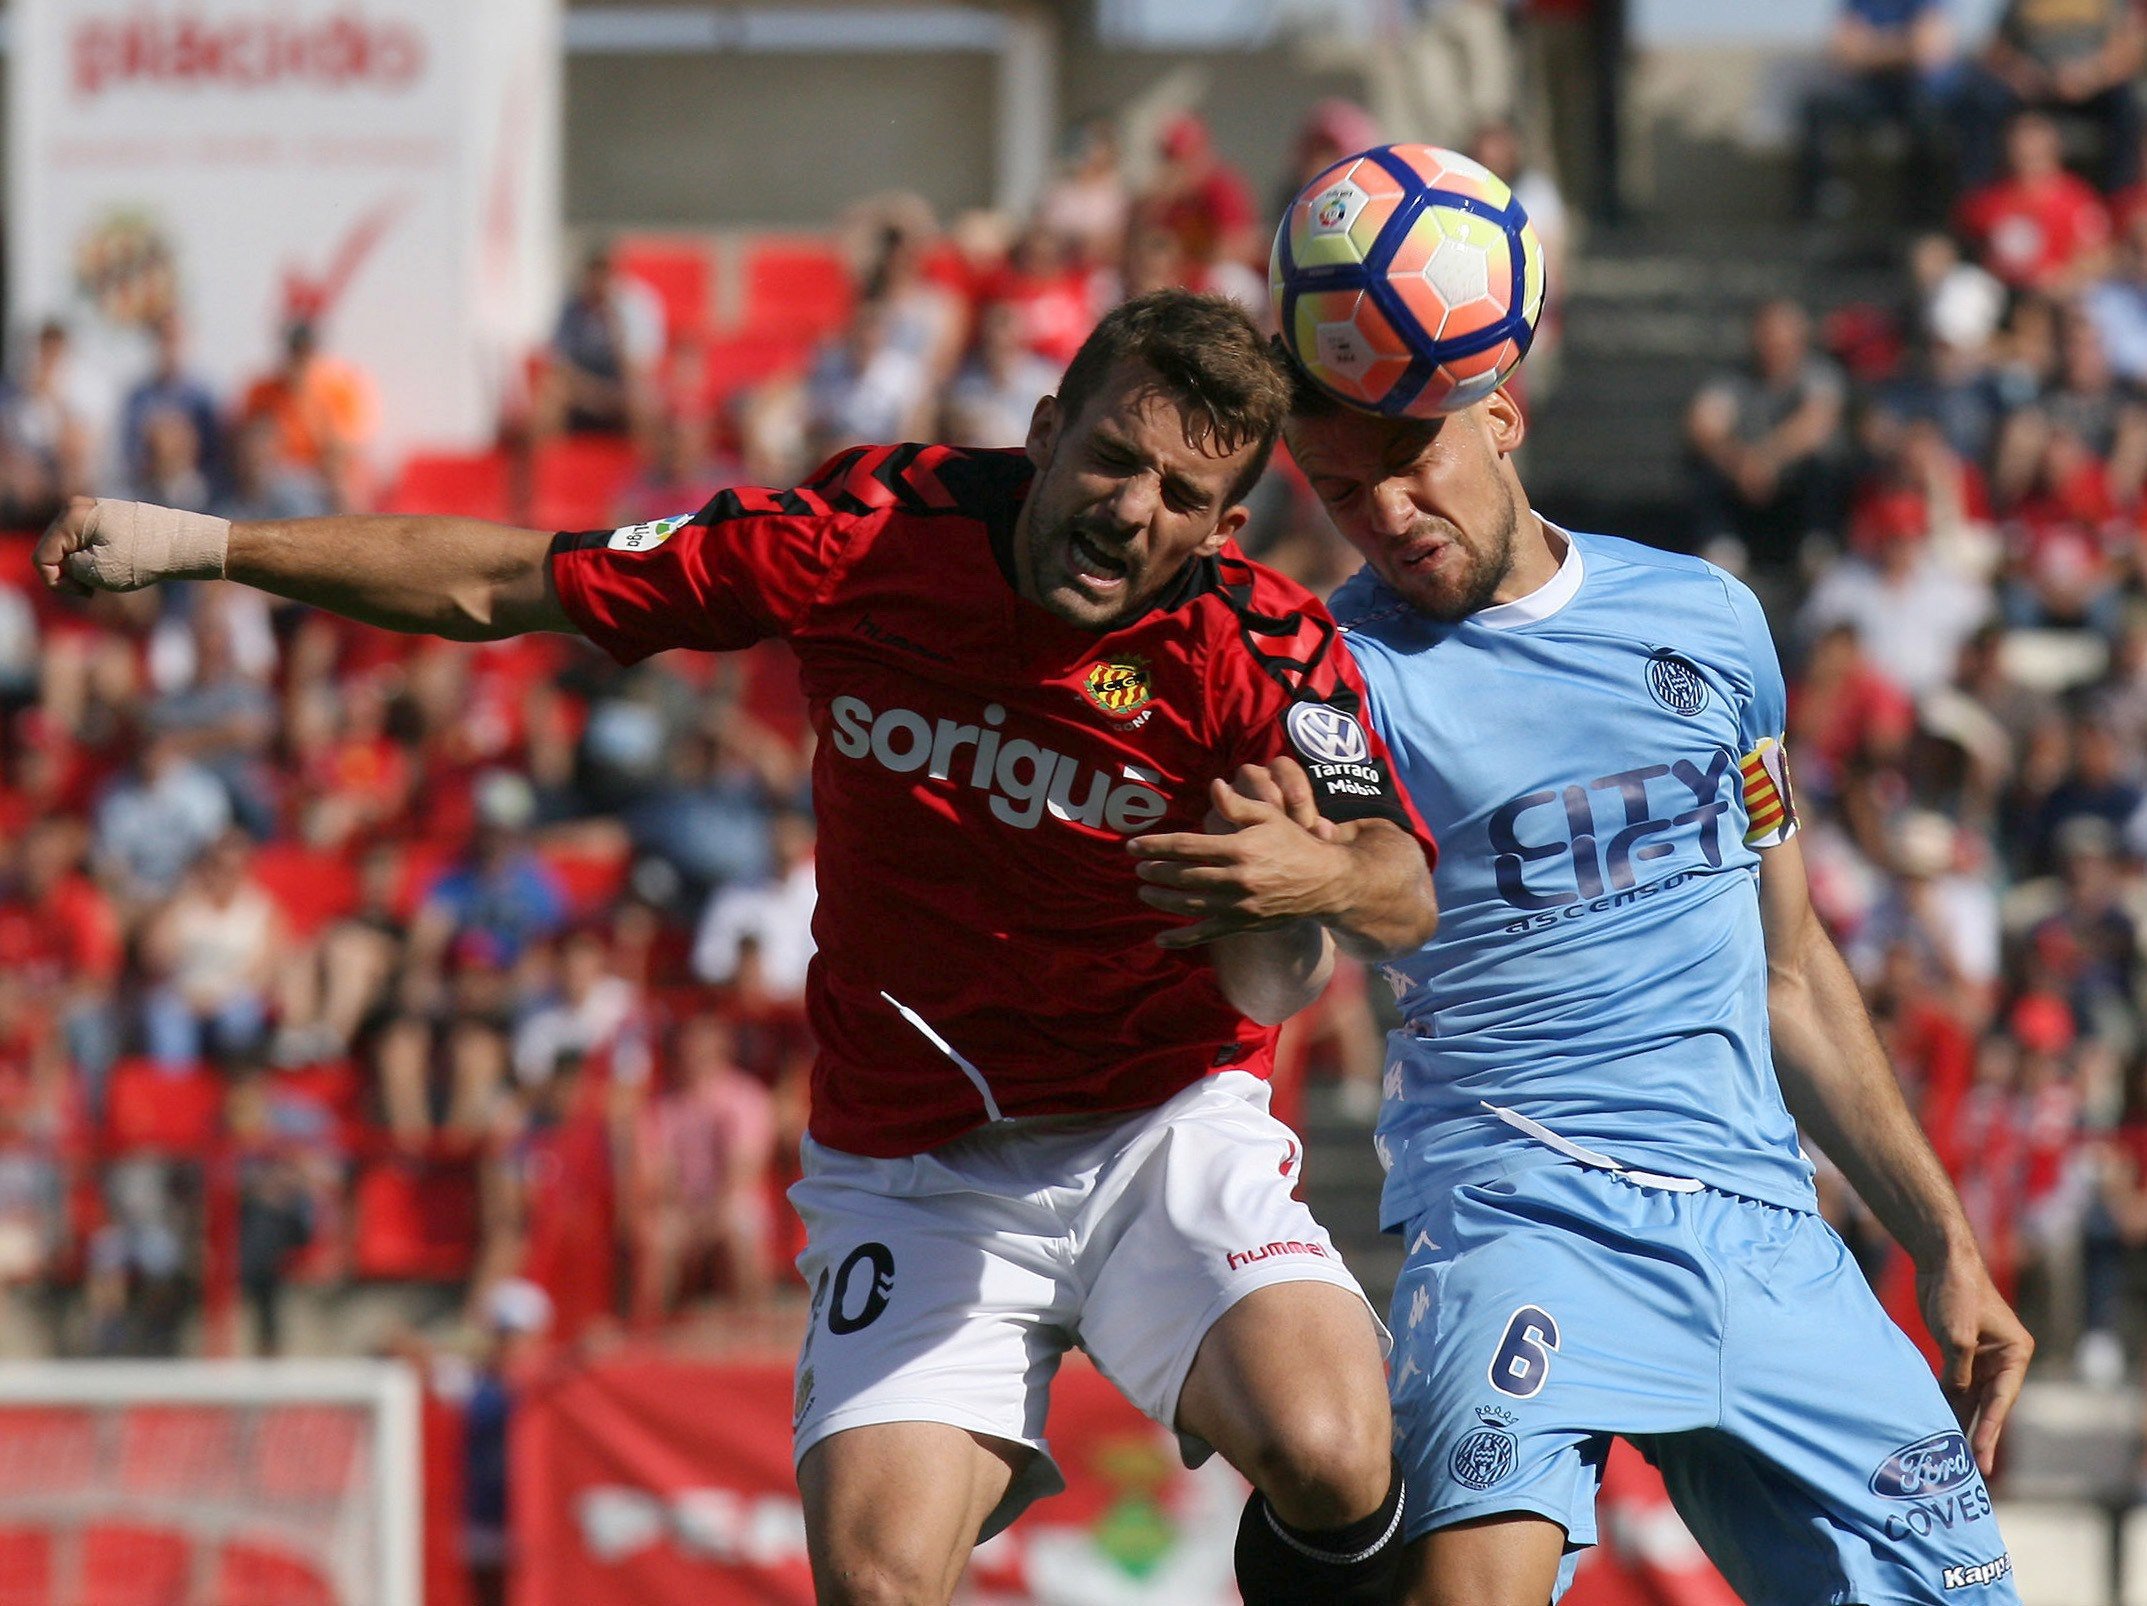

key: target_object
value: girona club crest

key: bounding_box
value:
[1082,656,1152,719]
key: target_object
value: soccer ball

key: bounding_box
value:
[1271,144,1547,418]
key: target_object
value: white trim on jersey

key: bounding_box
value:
[1473,518,1585,630]
[1483,1100,1705,1192]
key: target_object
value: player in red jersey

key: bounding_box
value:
[37,290,1438,1605]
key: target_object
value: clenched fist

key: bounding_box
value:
[34,496,229,595]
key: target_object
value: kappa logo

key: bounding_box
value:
[1942,1554,2011,1591]
[1286,702,1370,765]
[1082,656,1152,719]
[607,513,691,553]
[1645,648,1709,716]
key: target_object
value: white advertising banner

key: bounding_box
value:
[9,0,563,461]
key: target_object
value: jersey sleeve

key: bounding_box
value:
[548,481,859,665]
[1211,570,1438,865]
[1723,573,1800,850]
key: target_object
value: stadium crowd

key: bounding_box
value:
[5,0,2147,1460]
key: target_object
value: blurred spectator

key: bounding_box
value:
[409,771,568,976]
[1138,114,1261,276]
[238,319,378,511]
[612,412,738,529]
[942,302,1061,448]
[128,407,211,512]
[228,1072,317,1356]
[1998,423,2129,629]
[977,221,1098,370]
[1686,297,1850,575]
[2026,713,2141,873]
[1959,0,2145,192]
[803,295,935,456]
[1798,0,1961,223]
[93,733,232,908]
[1280,99,1384,209]
[512,926,648,1089]
[1800,473,1993,694]
[140,831,285,1068]
[1956,111,2114,294]
[209,414,333,524]
[1036,120,1131,273]
[1994,305,2147,504]
[621,714,791,904]
[2084,211,2147,387]
[0,321,99,518]
[692,807,817,999]
[538,247,664,438]
[0,818,122,1101]
[1388,0,1520,154]
[85,1157,192,1357]
[119,313,220,489]
[631,1014,776,1321]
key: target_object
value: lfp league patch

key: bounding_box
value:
[607,514,692,553]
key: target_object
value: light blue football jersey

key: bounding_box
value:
[1331,525,1818,1227]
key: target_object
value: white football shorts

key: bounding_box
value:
[788,1070,1381,1538]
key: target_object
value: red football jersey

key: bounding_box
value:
[550,444,1434,1156]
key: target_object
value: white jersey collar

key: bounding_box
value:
[1472,518,1582,630]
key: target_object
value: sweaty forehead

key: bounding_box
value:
[1290,408,1442,478]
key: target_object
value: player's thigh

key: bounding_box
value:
[1402,1512,1572,1606]
[1689,1203,2022,1605]
[1390,1167,1719,1557]
[798,1421,1024,1606]
[1175,1279,1393,1522]
[790,1153,1074,1541]
[1078,1075,1383,1477]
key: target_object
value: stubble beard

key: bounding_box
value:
[1399,497,1520,624]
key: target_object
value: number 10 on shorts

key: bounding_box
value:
[1489,1305,1560,1399]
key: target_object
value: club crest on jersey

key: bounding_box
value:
[606,513,691,553]
[1082,656,1152,720]
[1287,702,1370,765]
[1645,649,1709,716]
[1449,1406,1520,1492]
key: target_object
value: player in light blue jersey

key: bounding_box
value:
[1276,371,2033,1604]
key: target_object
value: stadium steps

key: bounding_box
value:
[1527,221,1907,548]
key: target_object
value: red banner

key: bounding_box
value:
[511,1350,1732,1605]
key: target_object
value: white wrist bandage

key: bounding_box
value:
[65,499,230,591]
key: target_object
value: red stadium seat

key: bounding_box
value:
[739,236,853,342]
[103,1061,221,1155]
[0,1528,52,1606]
[697,330,813,406]
[613,236,716,342]
[212,1539,338,1606]
[352,1159,478,1281]
[0,1409,95,1499]
[77,1522,192,1606]
[530,435,639,532]
[538,840,629,918]
[248,844,360,939]
[251,1406,363,1503]
[118,1405,239,1499]
[382,451,513,521]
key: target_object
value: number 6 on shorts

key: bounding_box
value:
[1488,1304,1560,1399]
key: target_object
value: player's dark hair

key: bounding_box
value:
[1055,289,1291,505]
[1276,336,1346,422]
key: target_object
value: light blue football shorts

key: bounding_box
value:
[1389,1157,2020,1604]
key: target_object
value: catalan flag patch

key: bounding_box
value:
[1739,737,1798,848]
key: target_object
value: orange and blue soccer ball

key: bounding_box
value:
[1271,143,1547,418]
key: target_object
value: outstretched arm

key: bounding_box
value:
[1761,835,2032,1472]
[34,495,574,641]
[1131,756,1436,1025]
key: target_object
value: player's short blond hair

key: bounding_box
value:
[1055,289,1292,505]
